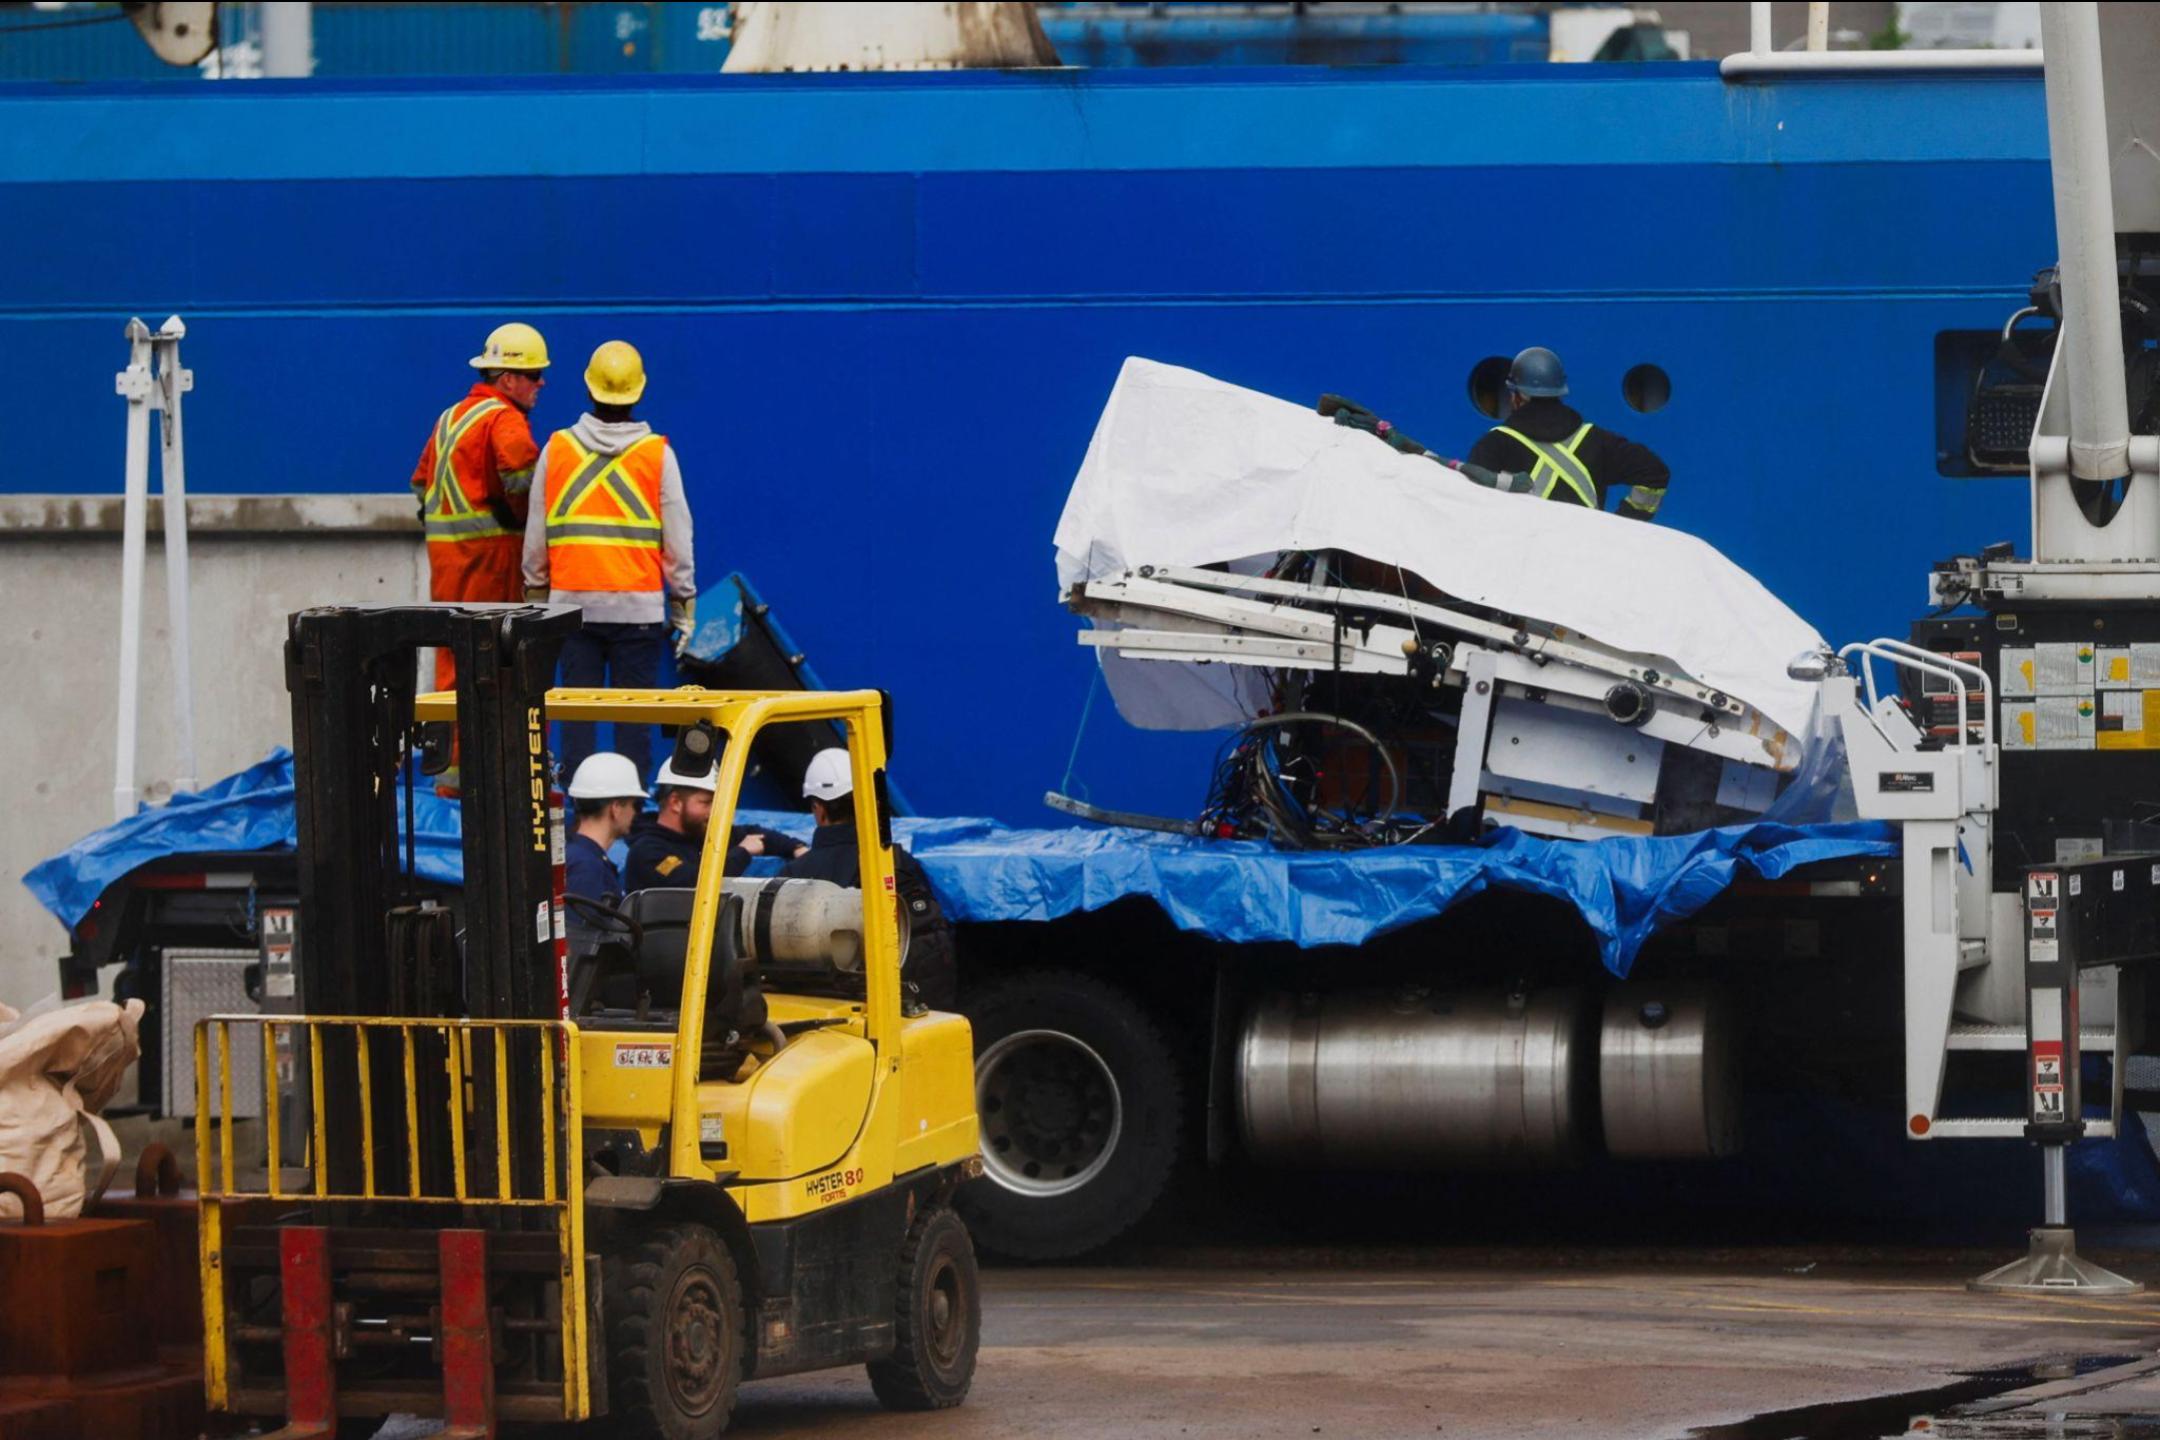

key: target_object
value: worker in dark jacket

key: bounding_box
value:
[622,758,805,893]
[563,752,643,905]
[562,751,644,953]
[1462,347,1670,521]
[780,748,955,1009]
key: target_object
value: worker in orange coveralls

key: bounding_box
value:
[410,322,551,693]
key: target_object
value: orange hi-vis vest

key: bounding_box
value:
[421,394,521,546]
[541,429,668,593]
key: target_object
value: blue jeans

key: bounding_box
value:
[557,621,666,785]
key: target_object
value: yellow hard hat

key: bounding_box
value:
[584,340,647,405]
[468,322,550,372]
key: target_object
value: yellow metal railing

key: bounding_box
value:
[195,1015,590,1420]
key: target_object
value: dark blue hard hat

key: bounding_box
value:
[1507,346,1568,398]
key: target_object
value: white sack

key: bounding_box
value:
[0,997,143,1221]
[1054,358,1826,740]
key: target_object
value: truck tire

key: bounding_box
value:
[958,970,1182,1260]
[601,1223,744,1440]
[866,1205,980,1410]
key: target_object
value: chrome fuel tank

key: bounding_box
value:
[1238,988,1594,1167]
[1598,988,1740,1158]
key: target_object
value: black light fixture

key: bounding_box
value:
[670,720,720,779]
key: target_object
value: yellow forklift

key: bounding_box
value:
[193,605,982,1437]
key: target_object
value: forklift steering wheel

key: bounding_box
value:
[564,893,642,947]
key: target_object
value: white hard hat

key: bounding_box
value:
[802,748,854,802]
[566,752,644,801]
[653,757,718,794]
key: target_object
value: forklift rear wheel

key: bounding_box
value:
[602,1223,745,1440]
[867,1205,981,1410]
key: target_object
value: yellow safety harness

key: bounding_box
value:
[1491,423,1597,508]
[421,398,512,542]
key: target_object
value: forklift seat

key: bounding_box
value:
[599,889,764,1050]
[622,886,697,999]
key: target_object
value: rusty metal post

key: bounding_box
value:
[438,1228,497,1437]
[277,1227,337,1439]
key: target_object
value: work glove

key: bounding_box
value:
[1318,394,1430,457]
[1437,460,1535,495]
[669,594,697,657]
[523,586,549,605]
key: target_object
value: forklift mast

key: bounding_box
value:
[285,604,578,1021]
[284,605,579,1198]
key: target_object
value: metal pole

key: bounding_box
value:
[1806,2,1829,51]
[155,317,198,795]
[2039,2,2131,483]
[114,319,156,822]
[259,2,313,78]
[1750,2,1773,55]
[2042,1143,2068,1226]
[1723,49,2042,75]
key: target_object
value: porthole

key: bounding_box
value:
[1623,363,1671,414]
[1467,355,1513,419]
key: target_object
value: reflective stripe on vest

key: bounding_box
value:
[542,431,667,593]
[422,398,511,542]
[1492,423,1597,507]
[1623,484,1665,517]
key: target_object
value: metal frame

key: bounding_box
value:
[1971,856,2158,1294]
[197,1014,591,1422]
[1074,561,1803,840]
[1828,641,1999,1137]
[412,684,908,1185]
[1083,573,1785,772]
[1722,0,2040,76]
[285,605,579,1025]
[112,314,198,820]
[1090,565,1756,721]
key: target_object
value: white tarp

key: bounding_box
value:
[1053,357,1827,740]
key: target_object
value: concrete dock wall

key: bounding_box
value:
[0,495,422,1003]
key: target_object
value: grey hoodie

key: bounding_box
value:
[522,413,696,626]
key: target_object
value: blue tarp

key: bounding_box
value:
[25,751,1897,976]
[21,750,464,934]
[881,814,1900,977]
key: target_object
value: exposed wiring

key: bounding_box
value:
[1200,710,1406,849]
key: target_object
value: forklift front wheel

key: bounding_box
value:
[867,1205,981,1411]
[602,1223,746,1440]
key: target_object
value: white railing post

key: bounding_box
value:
[1751,2,1774,55]
[1807,1,1830,51]
[113,318,156,822]
[155,316,198,795]
[259,1,314,78]
[113,314,200,820]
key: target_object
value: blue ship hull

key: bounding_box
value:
[0,63,2050,821]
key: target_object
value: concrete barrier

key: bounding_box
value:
[0,495,423,1003]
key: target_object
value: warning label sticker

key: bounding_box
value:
[614,1043,674,1070]
[2033,1039,2066,1123]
